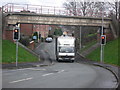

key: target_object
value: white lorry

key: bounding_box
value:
[55,35,75,62]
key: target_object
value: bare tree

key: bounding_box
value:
[79,1,94,16]
[118,1,120,20]
[63,0,93,16]
[63,0,107,17]
[63,0,77,16]
[118,1,120,37]
[108,0,119,19]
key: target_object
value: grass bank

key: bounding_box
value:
[2,40,38,63]
[86,38,119,66]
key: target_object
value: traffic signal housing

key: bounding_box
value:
[101,35,106,45]
[13,28,20,41]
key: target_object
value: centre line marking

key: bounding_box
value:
[42,73,54,76]
[9,77,33,83]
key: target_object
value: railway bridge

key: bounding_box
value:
[2,3,117,40]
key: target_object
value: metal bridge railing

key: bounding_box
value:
[2,3,110,18]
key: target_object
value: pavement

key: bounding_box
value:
[2,61,51,69]
[80,42,100,56]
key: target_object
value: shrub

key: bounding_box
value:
[54,29,62,36]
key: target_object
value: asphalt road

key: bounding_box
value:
[2,38,118,88]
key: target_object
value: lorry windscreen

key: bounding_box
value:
[59,47,74,53]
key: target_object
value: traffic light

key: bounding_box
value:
[13,28,20,40]
[101,35,106,45]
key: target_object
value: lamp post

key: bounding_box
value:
[80,26,82,50]
[49,26,51,35]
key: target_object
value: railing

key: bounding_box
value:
[3,3,110,18]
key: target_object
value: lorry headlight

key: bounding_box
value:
[71,58,75,60]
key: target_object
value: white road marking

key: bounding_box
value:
[9,77,33,83]
[42,73,54,76]
[28,68,46,71]
[58,70,65,73]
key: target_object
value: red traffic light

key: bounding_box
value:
[101,35,106,45]
[101,36,105,39]
[13,29,19,40]
[14,29,18,32]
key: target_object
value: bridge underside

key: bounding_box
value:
[6,13,112,28]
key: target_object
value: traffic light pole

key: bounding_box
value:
[100,44,104,63]
[100,6,104,63]
[16,40,18,67]
[13,25,20,67]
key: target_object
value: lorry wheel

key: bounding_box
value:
[57,60,60,62]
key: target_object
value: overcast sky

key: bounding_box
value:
[0,0,65,7]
